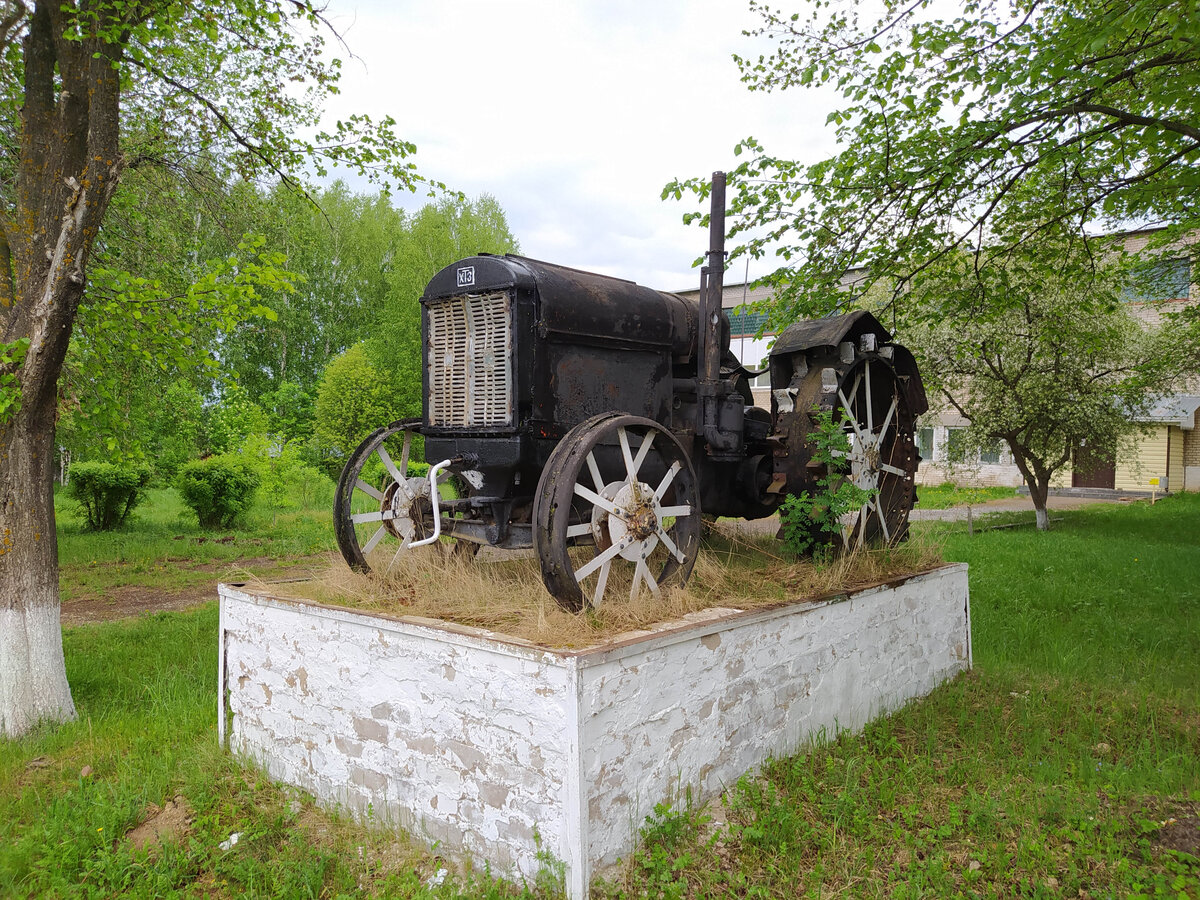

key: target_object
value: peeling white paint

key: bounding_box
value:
[219,564,970,899]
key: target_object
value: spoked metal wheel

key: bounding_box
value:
[831,358,918,550]
[334,420,458,573]
[534,413,702,612]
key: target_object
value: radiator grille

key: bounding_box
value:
[427,291,514,428]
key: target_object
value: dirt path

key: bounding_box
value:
[61,554,332,626]
[908,494,1136,522]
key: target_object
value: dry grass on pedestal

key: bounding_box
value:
[253,526,944,648]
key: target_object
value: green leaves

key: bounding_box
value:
[779,409,876,560]
[901,233,1200,509]
[103,0,425,196]
[670,0,1200,324]
[65,232,293,461]
[177,455,262,530]
[65,461,151,531]
[312,344,402,479]
[0,337,30,426]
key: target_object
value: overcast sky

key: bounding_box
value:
[322,0,841,292]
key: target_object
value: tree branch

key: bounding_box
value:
[938,385,972,422]
[0,0,26,53]
[1066,102,1200,143]
[123,55,315,205]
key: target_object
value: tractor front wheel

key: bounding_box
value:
[533,413,702,612]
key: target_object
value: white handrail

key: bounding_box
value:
[408,459,454,548]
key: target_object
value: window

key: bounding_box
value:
[1123,258,1191,303]
[749,358,771,388]
[726,310,771,337]
[944,427,968,463]
[915,427,934,460]
[978,439,1003,465]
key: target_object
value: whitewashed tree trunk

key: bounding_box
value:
[1010,448,1055,533]
[0,410,76,737]
[0,2,124,739]
[1027,476,1053,531]
[0,607,74,737]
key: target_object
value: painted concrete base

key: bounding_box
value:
[218,564,970,899]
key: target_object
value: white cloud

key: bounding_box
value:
[322,0,840,290]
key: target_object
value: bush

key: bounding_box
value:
[66,462,150,530]
[778,409,875,560]
[177,455,261,529]
[241,433,333,523]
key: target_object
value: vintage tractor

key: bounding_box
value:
[334,173,927,611]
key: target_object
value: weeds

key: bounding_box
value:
[257,526,943,648]
[777,408,875,559]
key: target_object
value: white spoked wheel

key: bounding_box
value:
[333,420,457,573]
[830,358,918,550]
[534,413,703,612]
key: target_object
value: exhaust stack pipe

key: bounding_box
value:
[698,171,726,388]
[695,171,739,456]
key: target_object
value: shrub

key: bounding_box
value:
[778,409,875,560]
[177,455,261,529]
[241,433,332,524]
[66,461,150,530]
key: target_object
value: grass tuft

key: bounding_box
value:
[253,526,945,647]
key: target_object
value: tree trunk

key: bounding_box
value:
[0,406,75,737]
[0,0,124,738]
[1007,440,1060,533]
[1027,476,1051,531]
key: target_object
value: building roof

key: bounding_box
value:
[1138,395,1200,429]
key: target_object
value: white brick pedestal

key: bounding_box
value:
[219,563,970,898]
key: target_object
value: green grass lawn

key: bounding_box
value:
[1,493,1196,897]
[940,494,1199,695]
[597,494,1200,898]
[0,606,546,899]
[54,485,338,601]
[914,482,1019,509]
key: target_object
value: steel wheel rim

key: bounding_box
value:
[535,414,702,611]
[334,420,445,573]
[831,359,917,549]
